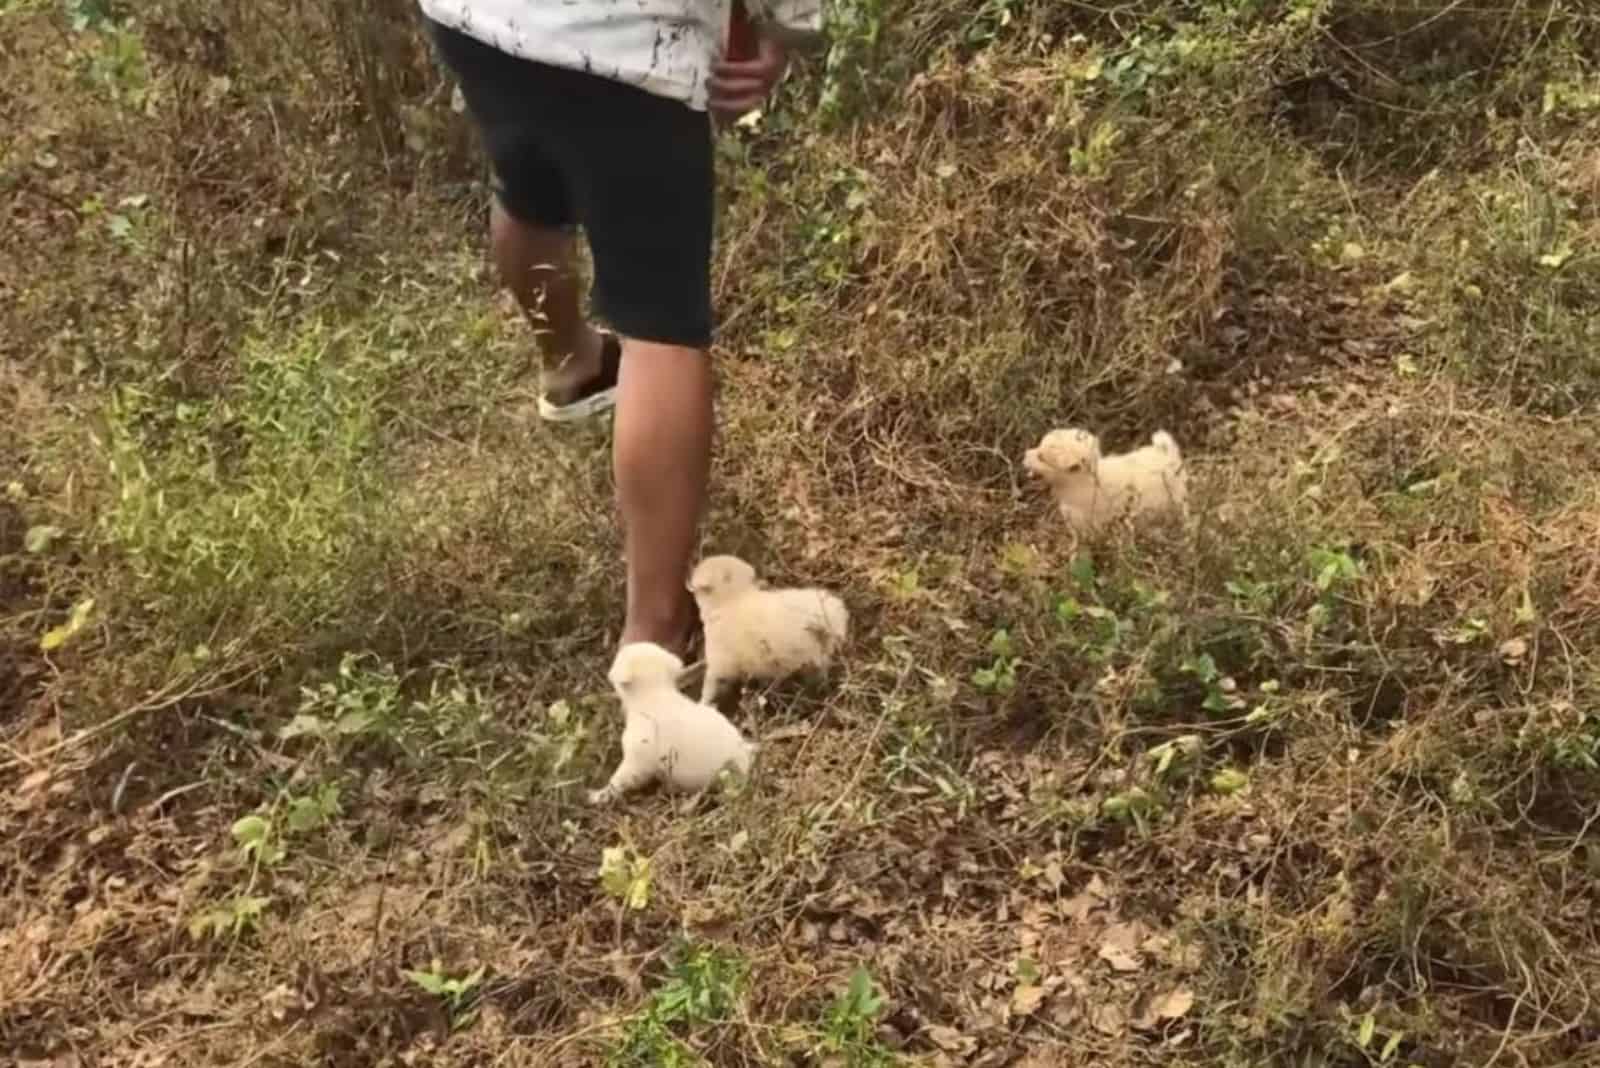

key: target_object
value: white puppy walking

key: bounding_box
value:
[1023,427,1188,534]
[688,555,850,706]
[588,642,757,806]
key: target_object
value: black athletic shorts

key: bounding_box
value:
[425,19,715,348]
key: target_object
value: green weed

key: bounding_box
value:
[816,966,896,1067]
[404,959,487,1030]
[818,0,884,119]
[882,720,974,813]
[607,942,748,1067]
[970,627,1018,694]
[96,318,393,646]
[187,893,271,943]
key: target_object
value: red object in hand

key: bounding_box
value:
[726,0,759,61]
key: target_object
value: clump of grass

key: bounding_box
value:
[606,941,749,1066]
[95,317,390,641]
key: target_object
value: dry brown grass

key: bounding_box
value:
[5,1,1600,1065]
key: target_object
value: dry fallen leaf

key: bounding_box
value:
[1061,890,1099,922]
[1099,944,1140,972]
[1134,987,1196,1029]
[1050,995,1081,1027]
[1098,922,1144,972]
[926,1025,977,1056]
[1011,984,1046,1017]
[15,769,52,809]
[1090,1001,1127,1036]
[1151,987,1195,1020]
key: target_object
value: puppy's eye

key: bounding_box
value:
[1065,462,1082,472]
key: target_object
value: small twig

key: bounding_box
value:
[142,780,208,814]
[367,838,397,985]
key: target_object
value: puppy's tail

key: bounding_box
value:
[1150,430,1182,459]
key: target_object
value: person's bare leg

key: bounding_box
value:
[489,199,603,400]
[613,339,712,654]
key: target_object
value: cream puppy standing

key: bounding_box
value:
[688,555,850,706]
[1023,428,1188,534]
[588,642,756,806]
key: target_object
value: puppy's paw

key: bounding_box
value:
[587,787,615,806]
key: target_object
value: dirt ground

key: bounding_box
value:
[5,2,1600,1065]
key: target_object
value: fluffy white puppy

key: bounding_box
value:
[588,642,757,806]
[688,555,850,706]
[1023,428,1188,534]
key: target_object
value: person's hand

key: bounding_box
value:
[708,36,788,119]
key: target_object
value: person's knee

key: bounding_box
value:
[619,338,710,365]
[491,200,572,259]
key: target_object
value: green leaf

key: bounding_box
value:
[1537,246,1573,269]
[624,860,652,910]
[231,814,270,850]
[187,907,227,941]
[285,796,324,833]
[191,895,270,941]
[39,597,95,652]
[846,966,882,1017]
[316,783,342,815]
[1148,741,1177,777]
[278,714,330,740]
[599,847,630,898]
[457,965,486,995]
[1070,53,1103,80]
[1515,588,1537,625]
[24,524,62,553]
[1181,653,1218,683]
[1210,768,1249,795]
[405,967,448,996]
[987,629,1014,658]
[234,895,270,924]
[599,846,652,910]
[334,709,374,735]
[1356,1011,1376,1049]
[999,542,1038,573]
[1380,1032,1403,1061]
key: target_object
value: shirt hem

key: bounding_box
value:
[420,2,713,112]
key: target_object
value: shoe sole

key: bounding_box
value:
[538,386,617,423]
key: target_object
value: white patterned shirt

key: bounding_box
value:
[419,0,732,111]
